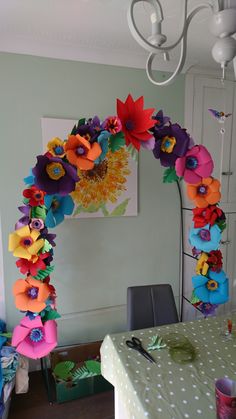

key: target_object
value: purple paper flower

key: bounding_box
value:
[32,155,79,196]
[140,137,155,150]
[152,110,170,131]
[198,302,218,316]
[87,116,102,132]
[15,205,31,230]
[153,123,191,167]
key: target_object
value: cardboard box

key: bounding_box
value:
[50,341,113,403]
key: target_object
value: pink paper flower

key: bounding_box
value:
[175,145,214,184]
[12,316,57,359]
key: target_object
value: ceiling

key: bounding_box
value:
[0,0,228,73]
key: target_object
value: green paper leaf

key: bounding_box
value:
[73,205,83,216]
[71,366,96,382]
[85,360,101,375]
[0,332,12,338]
[110,198,130,217]
[22,198,29,205]
[127,144,138,162]
[109,132,125,152]
[217,220,226,231]
[40,239,52,254]
[53,361,75,381]
[78,118,86,126]
[31,206,47,221]
[33,265,54,280]
[100,203,109,217]
[163,167,179,183]
[42,309,61,321]
[190,292,200,305]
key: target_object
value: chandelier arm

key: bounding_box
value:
[145,4,212,86]
[128,0,213,54]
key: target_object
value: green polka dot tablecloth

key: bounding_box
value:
[101,314,236,419]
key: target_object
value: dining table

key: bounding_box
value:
[100,313,236,419]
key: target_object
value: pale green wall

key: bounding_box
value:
[0,52,184,345]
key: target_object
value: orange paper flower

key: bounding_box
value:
[65,134,102,171]
[13,276,51,313]
[187,177,221,208]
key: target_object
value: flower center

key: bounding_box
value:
[199,229,211,241]
[30,219,44,230]
[54,145,64,156]
[186,156,198,170]
[83,134,91,142]
[21,236,33,247]
[125,120,135,131]
[207,280,218,291]
[46,162,65,180]
[52,199,60,210]
[29,328,44,343]
[27,287,39,299]
[83,159,108,182]
[33,191,43,201]
[161,136,176,153]
[197,185,208,195]
[76,146,86,156]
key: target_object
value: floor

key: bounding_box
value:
[8,371,114,419]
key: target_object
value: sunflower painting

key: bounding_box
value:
[41,117,138,218]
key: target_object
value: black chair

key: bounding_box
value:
[127,284,179,331]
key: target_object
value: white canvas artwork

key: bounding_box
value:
[41,117,138,218]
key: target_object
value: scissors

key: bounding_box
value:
[126,337,156,363]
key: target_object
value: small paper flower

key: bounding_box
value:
[196,252,209,275]
[192,205,225,228]
[65,135,102,171]
[208,250,223,272]
[87,116,102,132]
[175,145,214,184]
[72,121,100,143]
[117,94,155,151]
[153,123,191,167]
[15,205,31,230]
[152,110,170,131]
[23,186,46,207]
[29,218,44,231]
[12,316,57,359]
[44,194,74,228]
[197,302,218,316]
[32,155,79,195]
[13,277,51,313]
[16,252,51,276]
[189,224,221,252]
[192,269,229,304]
[9,225,45,260]
[40,229,56,247]
[187,177,221,208]
[47,137,66,158]
[102,116,122,134]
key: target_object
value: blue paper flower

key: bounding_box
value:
[95,130,110,164]
[24,169,35,186]
[192,269,229,304]
[44,194,74,228]
[189,223,221,252]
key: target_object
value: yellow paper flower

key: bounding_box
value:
[47,137,66,158]
[71,147,131,208]
[196,252,209,276]
[8,225,45,260]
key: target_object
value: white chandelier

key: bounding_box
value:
[127,0,236,86]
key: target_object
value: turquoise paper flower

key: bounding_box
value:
[95,131,110,164]
[192,269,229,304]
[44,194,74,228]
[189,223,221,252]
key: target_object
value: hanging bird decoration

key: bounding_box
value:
[208,109,232,123]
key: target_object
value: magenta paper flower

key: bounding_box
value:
[175,145,214,184]
[12,316,57,359]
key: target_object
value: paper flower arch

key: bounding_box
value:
[9,94,229,359]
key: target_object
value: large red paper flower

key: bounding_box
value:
[117,94,155,151]
[192,205,225,228]
[23,186,46,207]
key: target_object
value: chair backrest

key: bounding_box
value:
[127,284,179,331]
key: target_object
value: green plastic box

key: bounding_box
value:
[50,341,113,403]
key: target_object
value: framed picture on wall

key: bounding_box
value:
[41,117,138,219]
